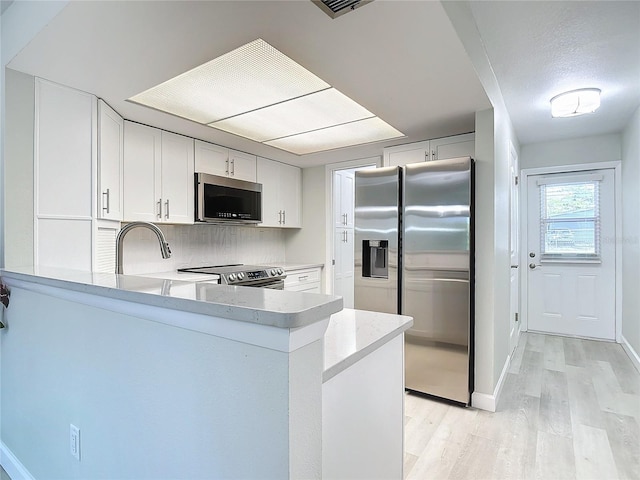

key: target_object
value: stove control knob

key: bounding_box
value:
[271,269,277,276]
[278,268,284,275]
[237,272,245,280]
[228,273,237,282]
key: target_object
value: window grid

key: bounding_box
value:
[539,181,601,260]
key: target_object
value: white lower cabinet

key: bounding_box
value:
[284,266,322,293]
[257,157,301,228]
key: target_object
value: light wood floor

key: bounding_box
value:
[404,332,640,480]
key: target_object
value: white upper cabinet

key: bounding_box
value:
[97,100,124,221]
[194,140,257,182]
[383,141,429,167]
[256,157,301,228]
[160,131,195,224]
[228,149,257,182]
[123,122,194,224]
[383,133,475,167]
[429,132,475,161]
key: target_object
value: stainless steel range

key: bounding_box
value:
[178,264,286,289]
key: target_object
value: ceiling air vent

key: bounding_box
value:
[312,0,373,19]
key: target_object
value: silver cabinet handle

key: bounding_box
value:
[225,159,230,175]
[102,188,110,214]
[299,275,309,281]
[278,210,283,224]
[165,199,170,219]
[157,198,162,219]
[230,159,235,176]
[282,210,286,225]
[511,265,519,269]
[431,150,436,160]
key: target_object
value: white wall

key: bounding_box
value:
[473,108,515,404]
[521,133,622,169]
[443,1,519,408]
[121,224,285,275]
[622,105,640,360]
[4,68,34,268]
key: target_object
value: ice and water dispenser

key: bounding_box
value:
[362,240,389,278]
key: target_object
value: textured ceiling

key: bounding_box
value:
[469,1,640,145]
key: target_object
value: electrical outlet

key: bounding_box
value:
[70,424,80,461]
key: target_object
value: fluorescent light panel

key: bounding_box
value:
[265,117,404,155]
[210,88,374,142]
[128,39,404,154]
[550,88,601,118]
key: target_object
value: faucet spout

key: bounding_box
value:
[115,222,172,274]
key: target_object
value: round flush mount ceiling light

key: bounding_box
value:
[550,88,601,118]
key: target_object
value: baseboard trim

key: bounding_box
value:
[1,442,35,480]
[472,353,511,412]
[621,335,640,374]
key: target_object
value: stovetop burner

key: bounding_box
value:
[178,264,286,286]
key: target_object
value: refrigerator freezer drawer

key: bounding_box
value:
[403,269,469,346]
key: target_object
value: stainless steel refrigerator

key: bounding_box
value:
[354,157,474,405]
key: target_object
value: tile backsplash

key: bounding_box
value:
[121,224,286,275]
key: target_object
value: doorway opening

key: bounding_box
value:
[327,158,378,308]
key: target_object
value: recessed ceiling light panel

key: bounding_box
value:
[128,38,404,155]
[210,88,374,142]
[550,88,601,118]
[130,39,329,123]
[265,117,404,155]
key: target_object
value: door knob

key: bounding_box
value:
[529,263,538,270]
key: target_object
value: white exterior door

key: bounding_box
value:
[526,169,616,340]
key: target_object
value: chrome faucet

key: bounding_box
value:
[115,222,171,274]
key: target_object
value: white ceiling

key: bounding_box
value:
[5,1,639,166]
[469,1,640,146]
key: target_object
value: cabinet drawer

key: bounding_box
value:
[285,268,320,286]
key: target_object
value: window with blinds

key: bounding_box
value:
[539,180,601,261]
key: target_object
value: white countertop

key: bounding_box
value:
[1,266,342,329]
[280,263,324,271]
[323,308,413,382]
[138,270,220,282]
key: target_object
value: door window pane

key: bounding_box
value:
[540,181,600,259]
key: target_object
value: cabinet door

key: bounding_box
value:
[257,157,281,227]
[98,100,124,220]
[279,162,301,228]
[383,141,429,167]
[160,131,194,224]
[123,121,162,222]
[229,149,257,182]
[194,139,229,177]
[334,170,355,228]
[334,229,354,308]
[429,133,475,161]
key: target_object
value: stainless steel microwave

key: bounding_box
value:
[195,172,262,224]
